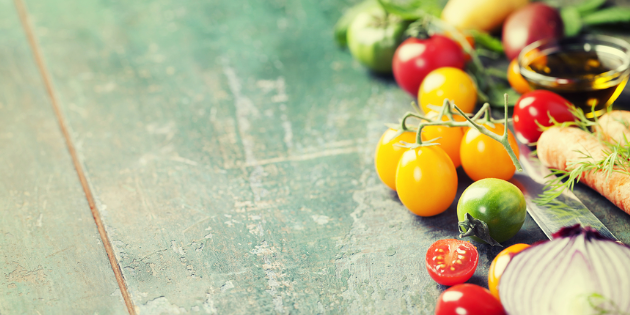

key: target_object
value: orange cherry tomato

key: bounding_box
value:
[507,58,532,95]
[488,243,530,301]
[375,128,417,190]
[419,67,477,115]
[522,47,548,68]
[460,123,520,181]
[422,111,467,168]
[395,145,458,216]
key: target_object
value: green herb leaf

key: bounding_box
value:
[488,84,520,107]
[582,7,630,25]
[333,0,378,47]
[377,0,445,20]
[560,6,583,37]
[468,30,504,53]
[486,67,508,80]
[573,0,606,15]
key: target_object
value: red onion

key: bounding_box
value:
[499,225,630,315]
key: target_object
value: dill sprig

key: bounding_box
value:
[534,107,630,207]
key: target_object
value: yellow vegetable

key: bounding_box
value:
[441,0,529,32]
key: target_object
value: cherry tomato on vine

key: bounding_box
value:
[375,129,416,190]
[460,123,519,181]
[395,145,457,217]
[426,239,479,286]
[513,90,575,144]
[488,243,530,301]
[507,58,532,95]
[422,111,467,168]
[419,67,477,114]
[392,35,466,96]
[435,284,506,315]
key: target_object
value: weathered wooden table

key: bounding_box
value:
[2,0,630,314]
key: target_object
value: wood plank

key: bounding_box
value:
[0,0,128,314]
[22,0,630,314]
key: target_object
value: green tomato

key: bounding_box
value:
[333,0,378,47]
[457,178,526,244]
[346,7,407,73]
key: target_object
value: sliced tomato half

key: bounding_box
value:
[425,239,479,286]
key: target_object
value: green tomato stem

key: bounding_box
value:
[458,213,502,246]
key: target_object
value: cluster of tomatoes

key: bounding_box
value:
[431,242,531,315]
[343,2,584,314]
[370,25,577,315]
[374,114,520,218]
[374,34,576,218]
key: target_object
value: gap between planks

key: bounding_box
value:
[12,1,137,314]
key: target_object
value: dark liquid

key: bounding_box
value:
[526,51,627,117]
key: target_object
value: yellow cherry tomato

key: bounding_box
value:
[507,58,532,95]
[419,67,477,114]
[375,128,417,190]
[422,111,467,168]
[460,123,520,181]
[488,243,530,301]
[395,145,458,216]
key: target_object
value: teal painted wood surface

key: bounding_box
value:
[3,0,630,314]
[18,0,545,313]
[0,0,128,314]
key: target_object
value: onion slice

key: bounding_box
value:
[499,225,630,315]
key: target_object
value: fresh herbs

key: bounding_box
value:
[534,107,630,207]
[559,0,630,37]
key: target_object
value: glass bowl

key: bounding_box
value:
[518,35,630,118]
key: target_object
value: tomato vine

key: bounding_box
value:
[392,95,523,173]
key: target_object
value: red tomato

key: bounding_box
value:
[502,3,564,61]
[435,284,506,315]
[392,35,466,96]
[425,239,478,286]
[513,90,575,144]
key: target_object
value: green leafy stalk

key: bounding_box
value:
[560,6,583,37]
[573,0,606,15]
[468,30,504,53]
[582,7,630,25]
[376,0,443,20]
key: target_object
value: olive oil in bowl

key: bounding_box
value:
[519,35,630,118]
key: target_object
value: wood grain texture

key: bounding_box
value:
[19,0,630,314]
[0,0,128,313]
